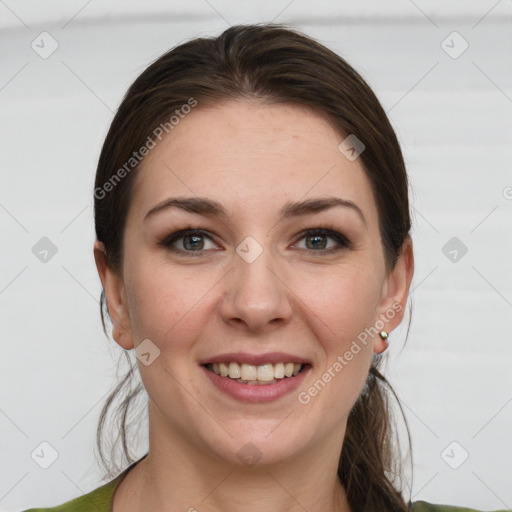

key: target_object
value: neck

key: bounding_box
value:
[115,403,352,512]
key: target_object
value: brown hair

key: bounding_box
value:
[94,23,413,512]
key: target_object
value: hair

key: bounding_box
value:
[93,23,414,512]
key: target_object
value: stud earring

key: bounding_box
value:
[379,331,389,352]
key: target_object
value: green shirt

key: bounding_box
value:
[21,460,507,512]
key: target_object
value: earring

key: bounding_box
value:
[379,331,389,351]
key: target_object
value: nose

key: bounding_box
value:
[219,245,293,333]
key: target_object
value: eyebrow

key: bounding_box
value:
[144,196,367,227]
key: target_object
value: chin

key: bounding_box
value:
[203,421,314,468]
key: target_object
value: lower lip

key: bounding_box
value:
[201,365,311,404]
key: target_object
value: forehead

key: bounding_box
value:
[128,100,379,228]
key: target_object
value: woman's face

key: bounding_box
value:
[98,100,412,467]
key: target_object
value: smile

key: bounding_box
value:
[201,362,311,403]
[205,362,306,385]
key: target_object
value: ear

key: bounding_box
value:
[93,240,134,350]
[373,235,414,354]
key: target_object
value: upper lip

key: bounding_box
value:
[199,352,311,366]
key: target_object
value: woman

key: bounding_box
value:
[22,23,505,512]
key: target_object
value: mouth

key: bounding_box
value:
[202,361,310,386]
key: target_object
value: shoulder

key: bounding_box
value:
[20,474,123,512]
[411,500,508,512]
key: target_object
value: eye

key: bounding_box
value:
[158,229,219,256]
[293,229,351,254]
[158,227,352,257]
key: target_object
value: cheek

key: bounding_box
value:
[294,263,380,344]
[293,266,379,402]
[124,263,217,411]
[124,260,216,348]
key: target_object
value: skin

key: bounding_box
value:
[94,100,414,512]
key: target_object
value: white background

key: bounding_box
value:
[1,1,511,511]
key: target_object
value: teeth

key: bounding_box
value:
[219,362,229,377]
[228,362,241,379]
[257,364,274,381]
[209,362,305,382]
[241,364,257,381]
[274,362,285,379]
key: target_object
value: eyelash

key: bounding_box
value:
[157,225,352,257]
